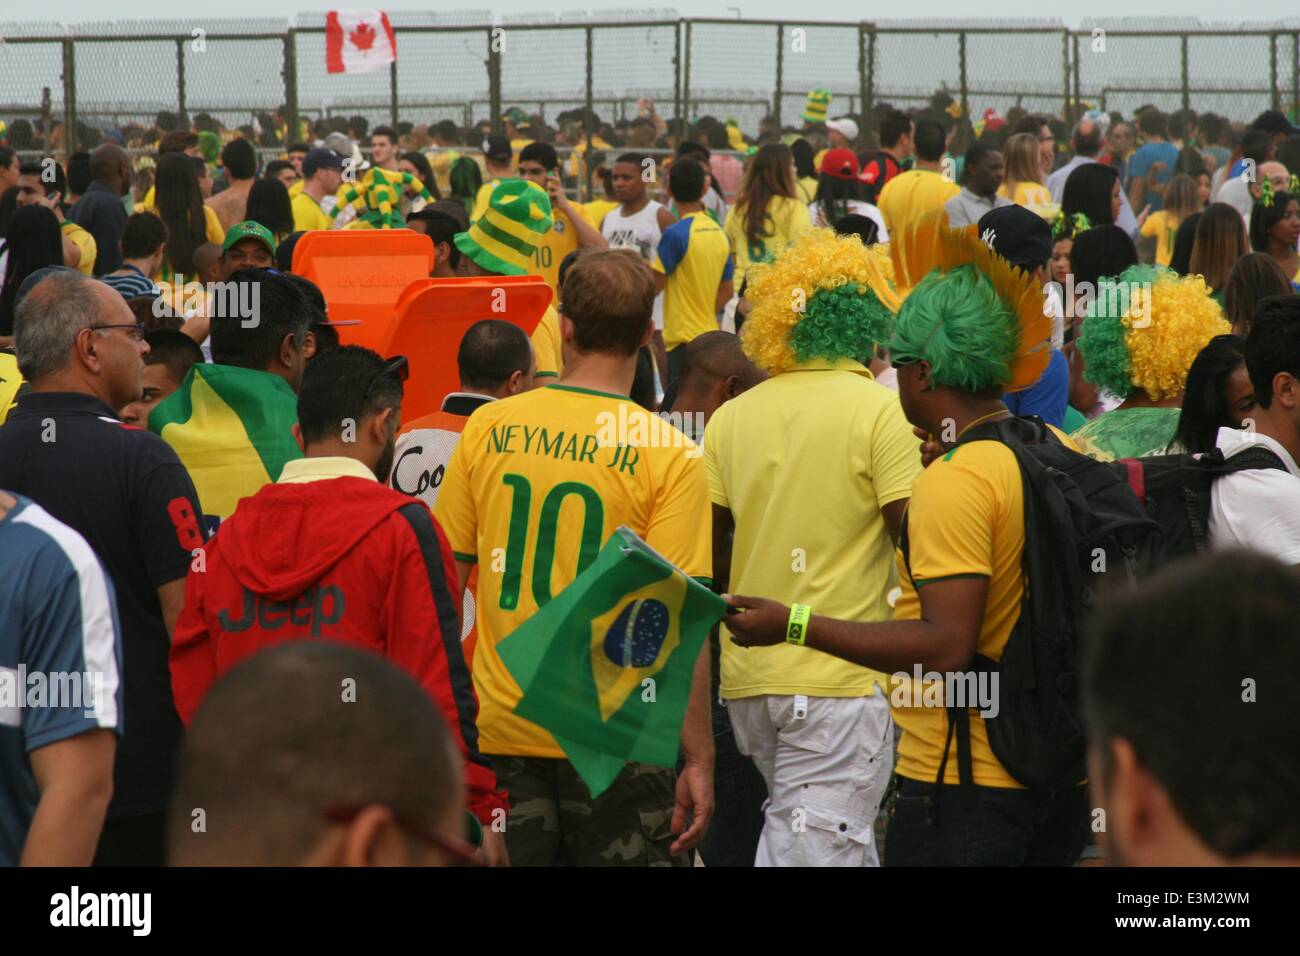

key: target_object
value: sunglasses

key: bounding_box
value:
[323,805,481,866]
[364,355,410,399]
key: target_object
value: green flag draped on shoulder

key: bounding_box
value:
[498,526,725,797]
[147,363,302,527]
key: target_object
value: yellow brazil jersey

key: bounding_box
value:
[530,305,563,380]
[1140,209,1182,267]
[291,190,332,232]
[723,195,812,289]
[877,169,961,236]
[653,211,734,350]
[531,206,589,296]
[289,179,305,198]
[61,221,97,276]
[891,425,1077,789]
[997,181,1055,217]
[582,199,619,229]
[434,383,711,757]
[0,351,22,424]
[796,176,818,205]
[705,359,922,698]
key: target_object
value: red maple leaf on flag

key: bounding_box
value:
[349,22,376,51]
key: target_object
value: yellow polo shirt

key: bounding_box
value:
[891,425,1076,789]
[704,359,922,698]
[531,305,562,380]
[291,190,332,232]
[531,207,590,296]
[61,221,97,276]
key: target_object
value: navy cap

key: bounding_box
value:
[977,205,1053,271]
[302,147,346,178]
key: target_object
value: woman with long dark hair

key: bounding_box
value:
[1223,252,1293,335]
[1168,211,1203,275]
[399,150,441,201]
[1248,188,1300,284]
[149,151,224,281]
[790,138,818,204]
[722,142,810,288]
[244,177,295,243]
[0,204,64,340]
[1189,202,1249,303]
[1061,161,1123,227]
[1172,334,1256,454]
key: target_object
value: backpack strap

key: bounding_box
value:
[1219,445,1289,475]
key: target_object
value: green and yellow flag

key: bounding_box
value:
[498,527,725,797]
[148,364,301,529]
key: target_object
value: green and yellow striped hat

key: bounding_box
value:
[455,179,553,276]
[803,89,832,124]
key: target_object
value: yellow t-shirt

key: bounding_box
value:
[290,190,332,232]
[997,181,1055,216]
[530,305,562,380]
[796,176,818,205]
[722,195,813,288]
[891,426,1077,789]
[653,211,734,350]
[0,351,23,425]
[1140,209,1182,267]
[583,199,619,229]
[288,179,305,198]
[434,383,711,757]
[705,359,922,698]
[877,169,961,235]
[61,221,97,276]
[531,207,589,296]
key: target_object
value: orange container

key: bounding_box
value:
[291,228,436,353]
[383,276,553,422]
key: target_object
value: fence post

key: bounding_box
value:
[1072,32,1081,118]
[585,25,594,202]
[1293,33,1299,120]
[62,39,77,155]
[283,30,298,148]
[389,58,399,125]
[859,22,874,139]
[1061,29,1071,121]
[1180,34,1190,112]
[773,23,784,130]
[958,30,968,119]
[673,20,682,129]
[176,38,187,124]
[488,26,502,133]
[1270,33,1279,111]
[683,20,692,124]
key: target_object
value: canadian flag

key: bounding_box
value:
[325,10,397,74]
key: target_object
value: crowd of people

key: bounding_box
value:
[1,87,1298,871]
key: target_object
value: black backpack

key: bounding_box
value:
[900,416,1161,800]
[1107,445,1289,558]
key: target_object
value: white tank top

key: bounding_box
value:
[602,201,666,329]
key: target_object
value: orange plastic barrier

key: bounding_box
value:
[291,229,435,353]
[383,276,554,422]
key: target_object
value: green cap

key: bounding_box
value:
[501,107,529,127]
[222,220,277,255]
[454,179,553,277]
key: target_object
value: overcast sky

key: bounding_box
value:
[8,1,1299,27]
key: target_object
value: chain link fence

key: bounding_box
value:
[2,16,1298,154]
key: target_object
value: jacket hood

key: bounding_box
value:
[217,476,410,601]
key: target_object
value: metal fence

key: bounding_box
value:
[2,17,1299,154]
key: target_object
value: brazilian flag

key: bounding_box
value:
[498,527,725,797]
[148,363,302,528]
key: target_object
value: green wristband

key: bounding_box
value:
[786,604,811,646]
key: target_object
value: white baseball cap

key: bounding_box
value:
[826,118,860,140]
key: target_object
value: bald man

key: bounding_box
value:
[69,143,131,275]
[662,331,766,439]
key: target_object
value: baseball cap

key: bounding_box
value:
[977,205,1053,271]
[302,147,345,178]
[222,220,277,256]
[1251,110,1300,136]
[826,118,860,141]
[819,147,860,181]
[481,133,512,164]
[501,107,528,127]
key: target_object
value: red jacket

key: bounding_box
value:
[170,474,506,823]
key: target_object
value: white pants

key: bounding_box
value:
[727,693,894,867]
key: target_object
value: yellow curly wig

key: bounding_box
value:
[741,230,894,375]
[1079,265,1228,402]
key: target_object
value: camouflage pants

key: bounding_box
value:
[494,756,687,867]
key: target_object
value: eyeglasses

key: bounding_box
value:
[363,355,409,399]
[89,323,145,341]
[323,805,482,866]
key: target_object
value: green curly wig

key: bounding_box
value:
[887,264,1019,391]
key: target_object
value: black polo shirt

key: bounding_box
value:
[0,391,203,819]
